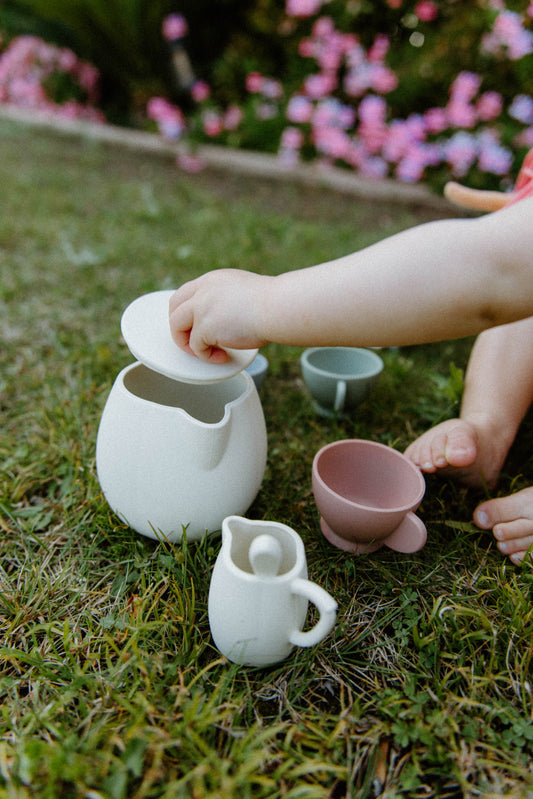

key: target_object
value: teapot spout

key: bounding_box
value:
[191,415,232,471]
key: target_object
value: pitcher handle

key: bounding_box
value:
[288,578,337,648]
[334,380,347,414]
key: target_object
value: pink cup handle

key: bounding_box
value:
[384,512,427,553]
[288,578,337,648]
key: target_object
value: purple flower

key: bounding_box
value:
[482,10,533,60]
[443,131,478,176]
[357,154,389,179]
[509,94,533,124]
[477,132,512,175]
[286,95,314,123]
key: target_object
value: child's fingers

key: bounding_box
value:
[169,282,195,315]
[169,299,194,347]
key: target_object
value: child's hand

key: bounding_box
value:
[169,269,270,362]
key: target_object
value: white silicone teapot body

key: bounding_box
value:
[95,291,267,541]
[208,516,337,666]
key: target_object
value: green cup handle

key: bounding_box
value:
[289,578,337,648]
[334,379,347,413]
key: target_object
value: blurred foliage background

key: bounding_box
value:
[1,0,533,189]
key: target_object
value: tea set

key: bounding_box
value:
[96,290,427,666]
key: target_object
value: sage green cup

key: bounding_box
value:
[301,347,383,417]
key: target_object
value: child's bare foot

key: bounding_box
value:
[475,489,533,564]
[404,418,507,489]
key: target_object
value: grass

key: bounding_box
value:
[1,117,532,798]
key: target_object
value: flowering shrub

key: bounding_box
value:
[148,2,533,192]
[0,33,104,121]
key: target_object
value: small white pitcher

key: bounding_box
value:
[208,516,337,667]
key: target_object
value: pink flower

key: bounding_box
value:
[245,72,265,93]
[310,99,355,136]
[57,48,78,72]
[368,35,390,63]
[344,67,371,98]
[370,64,398,94]
[476,91,503,121]
[255,102,278,120]
[316,39,344,72]
[450,72,482,103]
[482,10,533,60]
[223,105,243,130]
[77,63,100,98]
[358,95,387,124]
[312,16,335,38]
[382,121,408,162]
[303,72,337,98]
[446,101,477,129]
[0,34,103,120]
[191,80,210,103]
[281,126,304,149]
[286,95,314,123]
[202,110,223,137]
[357,154,389,179]
[278,147,300,167]
[414,1,438,22]
[286,0,323,17]
[261,78,284,99]
[146,97,185,139]
[298,38,316,58]
[514,127,533,147]
[176,152,205,173]
[396,157,425,182]
[162,14,188,41]
[312,125,351,159]
[424,107,447,134]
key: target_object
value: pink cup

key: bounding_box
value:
[312,439,426,554]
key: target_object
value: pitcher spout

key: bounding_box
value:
[221,516,303,578]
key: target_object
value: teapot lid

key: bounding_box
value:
[120,289,258,384]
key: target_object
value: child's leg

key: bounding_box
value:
[406,317,533,488]
[405,317,533,563]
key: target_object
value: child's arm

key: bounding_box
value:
[169,196,533,361]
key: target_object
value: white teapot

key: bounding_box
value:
[208,516,337,666]
[96,291,267,541]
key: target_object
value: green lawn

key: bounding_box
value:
[1,118,532,798]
